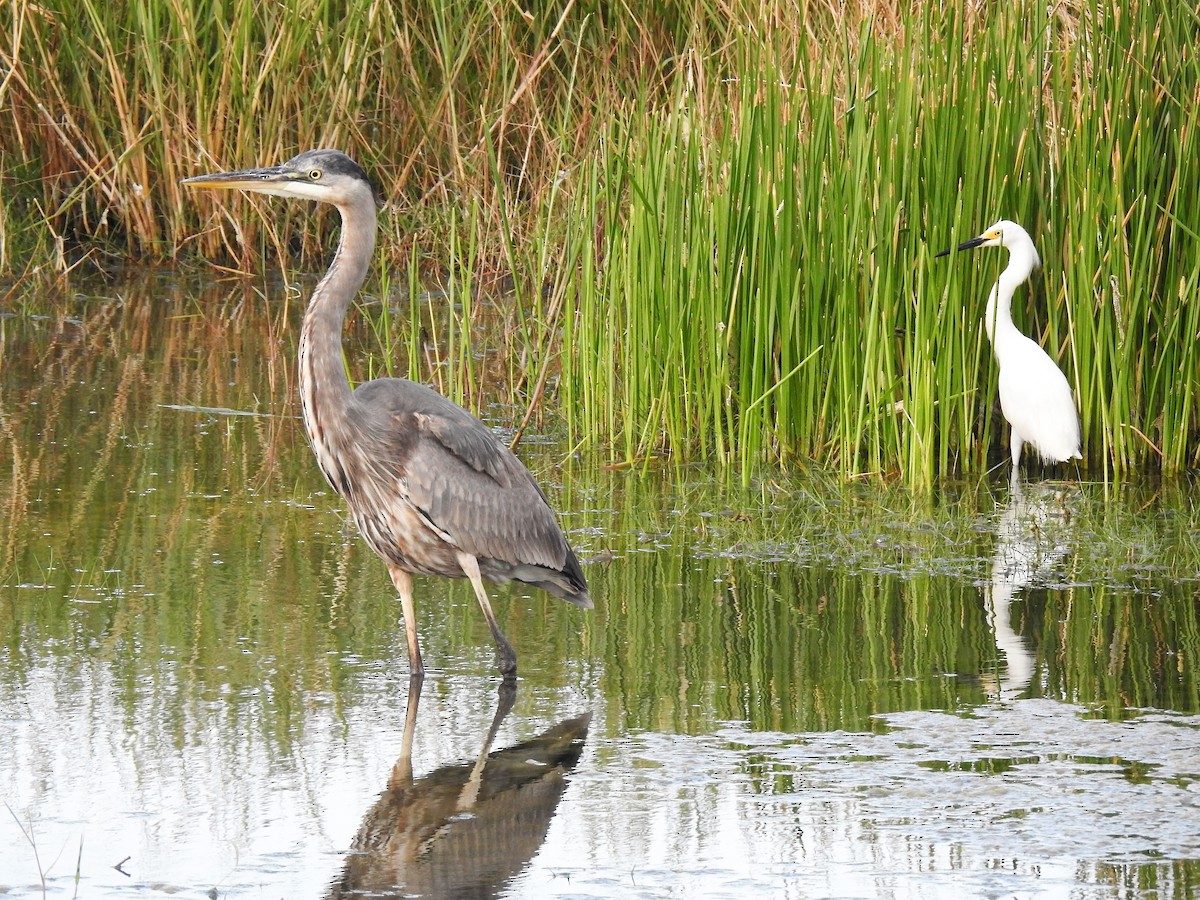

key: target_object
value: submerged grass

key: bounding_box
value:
[1,0,1197,482]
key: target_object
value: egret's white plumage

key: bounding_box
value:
[938,219,1081,473]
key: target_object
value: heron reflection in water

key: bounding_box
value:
[184,150,591,678]
[328,680,590,898]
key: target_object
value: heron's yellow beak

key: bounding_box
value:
[182,165,291,192]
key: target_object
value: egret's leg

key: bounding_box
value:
[456,551,517,677]
[1009,429,1024,469]
[388,564,424,678]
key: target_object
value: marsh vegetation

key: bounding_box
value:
[2,1,1198,481]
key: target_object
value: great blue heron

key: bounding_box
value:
[936,220,1081,477]
[184,149,591,678]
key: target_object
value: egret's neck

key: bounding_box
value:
[298,196,377,446]
[984,248,1036,348]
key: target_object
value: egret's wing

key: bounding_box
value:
[997,339,1081,462]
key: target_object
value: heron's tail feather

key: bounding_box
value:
[479,550,592,609]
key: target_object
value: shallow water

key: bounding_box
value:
[1,278,1198,898]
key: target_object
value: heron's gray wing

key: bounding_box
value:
[353,379,571,571]
[412,408,512,487]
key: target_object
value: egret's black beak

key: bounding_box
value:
[935,235,987,258]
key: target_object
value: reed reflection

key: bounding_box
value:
[329,680,590,898]
[985,480,1076,700]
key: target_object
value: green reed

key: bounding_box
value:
[1045,3,1200,477]
[562,11,994,480]
[559,1,1199,482]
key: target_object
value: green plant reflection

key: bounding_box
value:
[1,278,1198,752]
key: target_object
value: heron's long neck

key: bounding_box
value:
[298,198,377,456]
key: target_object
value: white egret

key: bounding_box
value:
[936,219,1082,476]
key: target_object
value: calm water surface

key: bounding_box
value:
[1,277,1198,898]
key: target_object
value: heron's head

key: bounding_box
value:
[935,219,1039,267]
[183,149,384,210]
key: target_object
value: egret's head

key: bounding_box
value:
[183,149,384,209]
[935,219,1039,267]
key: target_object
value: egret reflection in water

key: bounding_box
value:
[328,681,590,898]
[984,480,1077,700]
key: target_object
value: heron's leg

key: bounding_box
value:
[388,564,424,678]
[389,673,423,789]
[455,551,517,677]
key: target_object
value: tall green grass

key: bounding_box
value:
[1,0,1197,482]
[559,2,1200,482]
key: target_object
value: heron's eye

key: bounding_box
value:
[308,169,322,181]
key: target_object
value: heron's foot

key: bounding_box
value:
[405,647,425,680]
[496,644,518,679]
